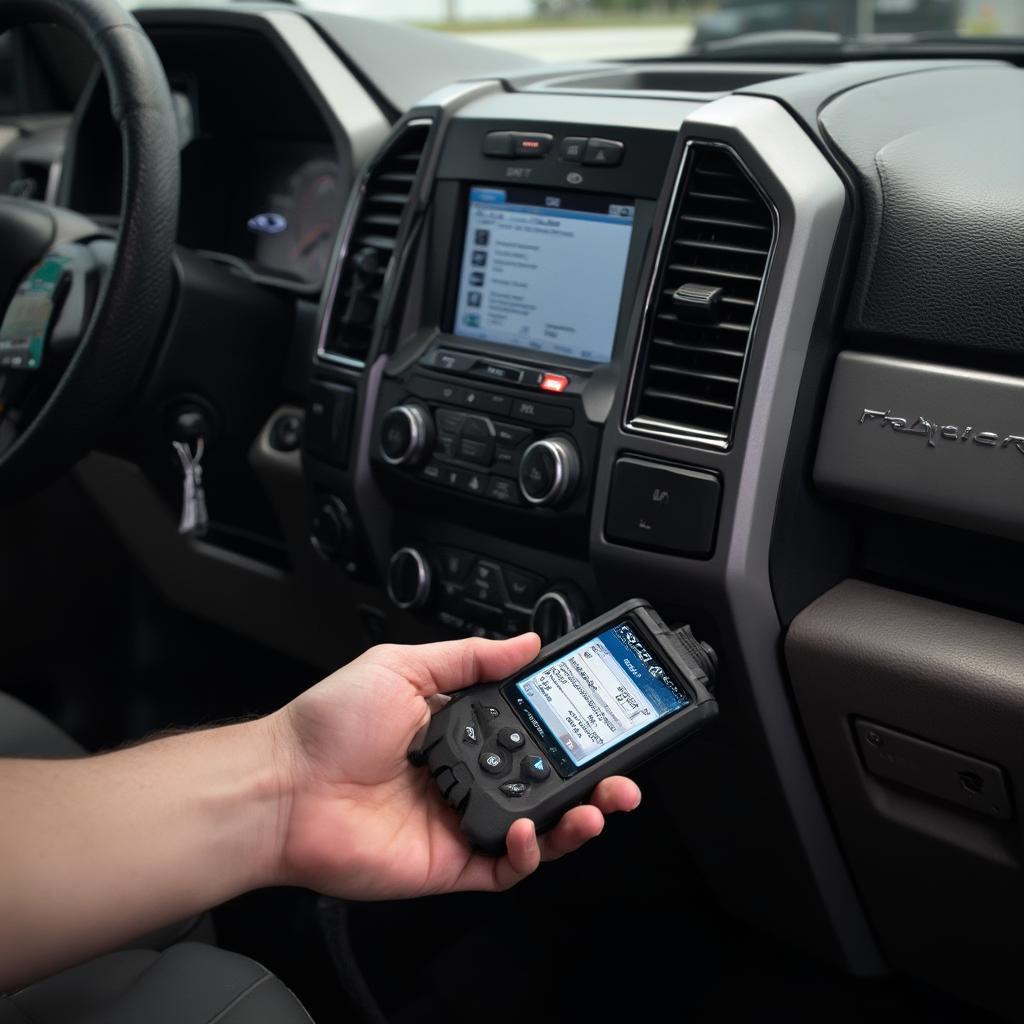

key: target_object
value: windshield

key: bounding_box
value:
[268,0,1020,61]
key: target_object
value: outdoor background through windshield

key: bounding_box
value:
[297,1,1024,61]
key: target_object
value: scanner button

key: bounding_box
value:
[481,705,501,720]
[500,781,530,798]
[521,755,551,781]
[498,727,525,751]
[462,724,479,745]
[480,750,508,776]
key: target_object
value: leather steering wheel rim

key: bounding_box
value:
[0,0,179,497]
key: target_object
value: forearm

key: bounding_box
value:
[0,718,286,990]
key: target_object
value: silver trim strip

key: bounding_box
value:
[623,140,779,452]
[380,403,428,466]
[530,590,580,638]
[387,547,431,610]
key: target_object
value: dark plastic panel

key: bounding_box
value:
[787,579,1024,1018]
[815,352,1024,542]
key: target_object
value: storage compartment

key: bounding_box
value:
[786,580,1024,1018]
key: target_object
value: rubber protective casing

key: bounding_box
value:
[415,599,717,854]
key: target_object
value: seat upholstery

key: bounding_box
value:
[0,692,86,759]
[0,943,312,1023]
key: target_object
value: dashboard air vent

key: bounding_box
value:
[627,143,774,447]
[321,120,432,367]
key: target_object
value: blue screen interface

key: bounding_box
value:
[509,621,690,770]
[453,185,635,364]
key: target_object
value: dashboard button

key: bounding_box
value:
[455,387,488,410]
[436,433,457,458]
[495,423,532,447]
[470,560,508,605]
[421,461,443,483]
[605,457,720,557]
[510,398,573,427]
[583,138,624,167]
[471,361,523,385]
[460,414,495,442]
[440,465,469,489]
[559,136,587,162]
[511,132,553,157]
[483,131,513,157]
[407,376,461,404]
[436,409,464,435]
[503,567,544,605]
[461,471,488,496]
[479,391,511,416]
[457,437,492,465]
[486,476,521,505]
[439,547,474,581]
[429,349,475,373]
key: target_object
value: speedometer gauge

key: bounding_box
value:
[249,158,340,284]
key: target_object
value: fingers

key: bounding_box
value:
[377,632,542,697]
[450,818,540,893]
[588,775,642,815]
[537,804,605,860]
[451,778,642,892]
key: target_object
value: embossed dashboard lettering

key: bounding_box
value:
[859,408,1024,456]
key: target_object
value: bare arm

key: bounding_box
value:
[0,633,641,990]
[0,721,283,988]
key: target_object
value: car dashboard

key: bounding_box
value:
[34,4,1024,1018]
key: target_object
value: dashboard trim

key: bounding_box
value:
[587,93,882,974]
[263,10,390,170]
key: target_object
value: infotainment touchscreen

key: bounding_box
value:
[452,185,635,364]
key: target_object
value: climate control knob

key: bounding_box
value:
[380,403,433,467]
[387,547,432,610]
[530,588,584,645]
[518,436,580,506]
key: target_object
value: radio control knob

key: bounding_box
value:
[530,588,584,646]
[380,403,433,467]
[518,436,580,506]
[387,547,432,610]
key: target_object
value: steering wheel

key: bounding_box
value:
[0,0,178,497]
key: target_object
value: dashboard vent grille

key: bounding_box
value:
[627,144,774,447]
[321,120,432,367]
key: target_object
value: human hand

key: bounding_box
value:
[264,634,641,899]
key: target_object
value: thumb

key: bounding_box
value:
[379,632,541,697]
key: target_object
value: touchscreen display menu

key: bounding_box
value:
[505,620,689,772]
[452,185,635,364]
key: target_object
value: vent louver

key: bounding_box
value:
[627,144,774,447]
[321,120,432,367]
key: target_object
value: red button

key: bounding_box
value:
[540,373,569,393]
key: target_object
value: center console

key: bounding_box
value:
[306,93,687,644]
[301,69,882,980]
